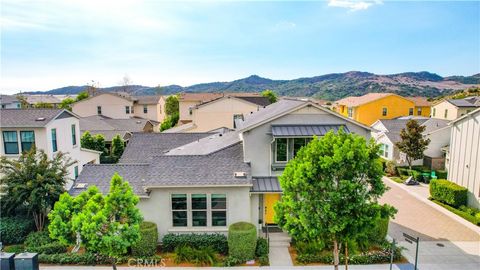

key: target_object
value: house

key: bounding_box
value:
[431,96,480,120]
[335,93,431,126]
[166,95,271,132]
[79,115,158,148]
[72,93,167,122]
[72,98,372,238]
[447,108,480,208]
[0,95,21,109]
[0,109,101,188]
[371,117,450,170]
[22,95,63,108]
[178,93,224,124]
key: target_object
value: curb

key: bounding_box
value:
[384,177,480,235]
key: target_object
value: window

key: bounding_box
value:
[125,106,130,114]
[131,106,134,114]
[191,194,207,227]
[97,106,102,115]
[74,166,79,179]
[171,194,187,227]
[384,144,389,158]
[20,131,35,152]
[2,131,19,154]
[211,194,227,227]
[71,124,77,146]
[417,108,422,116]
[382,107,388,116]
[444,109,448,118]
[275,138,288,162]
[51,128,57,152]
[347,107,353,118]
[432,108,436,117]
[233,114,244,129]
[143,105,148,114]
[409,108,414,116]
[293,138,306,157]
[379,144,385,156]
[1,105,5,109]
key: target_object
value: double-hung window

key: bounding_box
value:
[347,107,353,118]
[211,194,227,226]
[20,131,35,152]
[432,108,436,117]
[97,106,102,115]
[444,109,448,119]
[417,108,422,116]
[233,114,244,129]
[143,105,148,113]
[384,144,389,158]
[409,108,414,116]
[171,194,188,227]
[275,138,288,162]
[3,131,19,154]
[382,107,388,116]
[191,194,207,227]
[51,129,58,152]
[74,166,79,179]
[71,124,77,146]
[125,106,130,114]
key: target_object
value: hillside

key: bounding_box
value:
[24,71,480,101]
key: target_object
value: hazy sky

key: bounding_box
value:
[1,0,479,94]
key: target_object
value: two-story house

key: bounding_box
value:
[335,93,431,126]
[0,109,101,188]
[431,96,480,120]
[0,95,21,109]
[72,98,371,238]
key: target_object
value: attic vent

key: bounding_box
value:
[75,183,88,189]
[35,117,46,121]
[234,172,247,178]
[136,121,142,124]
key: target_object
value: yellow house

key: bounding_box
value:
[335,93,431,126]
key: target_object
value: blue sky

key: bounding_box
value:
[1,0,479,93]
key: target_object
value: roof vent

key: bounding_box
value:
[136,121,142,124]
[75,183,88,189]
[234,172,247,178]
[35,117,46,121]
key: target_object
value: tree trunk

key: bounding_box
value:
[333,239,339,270]
[112,257,117,270]
[344,241,348,270]
[33,211,45,231]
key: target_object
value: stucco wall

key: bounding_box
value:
[179,100,200,122]
[355,96,416,126]
[72,94,133,119]
[448,111,480,208]
[430,101,474,120]
[424,127,451,158]
[138,186,253,239]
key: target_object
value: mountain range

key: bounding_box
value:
[23,71,480,101]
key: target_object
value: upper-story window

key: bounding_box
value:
[143,105,148,114]
[347,108,353,118]
[417,108,422,116]
[275,138,288,162]
[97,106,102,115]
[20,131,35,152]
[125,106,130,114]
[409,108,414,116]
[432,108,436,117]
[275,137,312,163]
[2,131,19,154]
[444,109,448,118]
[51,128,58,152]
[74,166,79,179]
[233,114,244,129]
[384,144,389,158]
[71,124,77,146]
[382,107,388,116]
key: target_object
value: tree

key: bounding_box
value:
[33,102,54,108]
[0,148,74,231]
[395,120,430,170]
[160,112,179,132]
[275,130,394,270]
[261,89,277,103]
[120,75,133,94]
[110,134,125,162]
[81,132,106,155]
[165,95,179,116]
[76,91,89,101]
[49,173,143,270]
[16,94,29,108]
[59,98,75,111]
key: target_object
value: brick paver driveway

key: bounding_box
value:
[380,178,480,270]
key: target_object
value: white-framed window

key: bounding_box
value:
[432,108,436,117]
[384,144,389,158]
[233,114,244,129]
[143,105,148,113]
[171,194,188,227]
[171,194,227,227]
[2,131,19,154]
[275,138,288,162]
[125,106,130,114]
[379,144,385,156]
[409,108,414,116]
[97,106,102,115]
[275,137,312,163]
[211,194,227,227]
[382,107,388,116]
[417,107,422,116]
[444,109,448,118]
[191,194,207,227]
[347,107,353,118]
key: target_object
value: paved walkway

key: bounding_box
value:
[380,177,480,270]
[268,232,293,267]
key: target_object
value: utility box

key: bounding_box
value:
[14,252,39,270]
[0,252,15,270]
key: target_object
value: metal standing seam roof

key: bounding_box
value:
[251,177,282,193]
[271,124,349,137]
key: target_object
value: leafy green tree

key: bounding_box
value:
[275,130,393,270]
[76,91,89,101]
[59,98,75,111]
[49,173,143,270]
[165,95,179,116]
[160,112,179,131]
[261,89,277,103]
[80,131,96,150]
[94,134,107,155]
[33,102,54,108]
[395,120,430,170]
[110,134,125,162]
[0,148,74,231]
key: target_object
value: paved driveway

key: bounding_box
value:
[380,178,480,270]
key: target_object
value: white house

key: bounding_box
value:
[0,95,21,109]
[0,109,101,189]
[431,97,480,120]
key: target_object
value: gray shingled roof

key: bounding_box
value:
[0,109,71,128]
[236,96,271,107]
[25,95,62,104]
[251,177,281,192]
[422,118,449,134]
[79,116,152,141]
[119,132,211,163]
[0,95,19,105]
[133,95,161,105]
[380,118,449,144]
[165,130,241,156]
[271,124,349,137]
[447,98,480,108]
[379,119,429,133]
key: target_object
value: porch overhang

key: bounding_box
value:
[250,177,282,193]
[270,124,350,137]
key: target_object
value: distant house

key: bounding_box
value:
[431,96,480,120]
[72,92,167,122]
[23,95,63,108]
[335,93,431,126]
[167,95,271,132]
[178,93,224,124]
[371,117,450,170]
[0,109,101,188]
[447,108,480,208]
[0,95,21,109]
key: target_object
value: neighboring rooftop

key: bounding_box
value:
[79,115,155,141]
[406,96,431,107]
[0,109,72,128]
[447,96,480,107]
[179,93,223,102]
[335,93,393,107]
[0,95,20,105]
[23,95,62,104]
[376,118,449,143]
[165,130,241,156]
[132,95,162,105]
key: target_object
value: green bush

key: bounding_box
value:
[365,217,389,244]
[162,233,228,254]
[174,246,217,266]
[28,242,68,254]
[4,244,25,253]
[459,205,480,216]
[379,159,387,172]
[258,255,269,266]
[432,200,480,225]
[255,238,269,258]
[223,256,243,266]
[385,161,397,176]
[25,231,53,248]
[430,179,468,207]
[132,221,158,257]
[0,216,35,244]
[38,253,131,265]
[436,170,448,179]
[227,222,257,262]
[295,241,325,255]
[411,170,423,182]
[397,167,409,177]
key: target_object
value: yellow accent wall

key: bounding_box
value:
[264,193,281,224]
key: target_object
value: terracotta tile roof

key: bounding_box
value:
[335,93,393,107]
[406,97,431,107]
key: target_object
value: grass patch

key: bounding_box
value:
[389,177,404,183]
[430,199,480,226]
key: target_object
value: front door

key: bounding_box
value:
[264,193,281,225]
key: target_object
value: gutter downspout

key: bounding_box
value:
[269,137,275,177]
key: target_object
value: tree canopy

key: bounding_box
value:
[261,89,278,103]
[76,91,89,101]
[110,134,125,162]
[395,119,430,170]
[59,98,75,111]
[80,131,106,155]
[165,95,179,116]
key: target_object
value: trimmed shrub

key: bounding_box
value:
[397,167,409,177]
[0,216,35,244]
[28,242,68,254]
[385,161,397,176]
[432,200,480,225]
[4,244,25,253]
[162,233,228,254]
[223,256,243,266]
[228,222,257,262]
[132,221,158,257]
[255,238,269,258]
[365,217,389,244]
[430,179,468,208]
[436,170,448,179]
[295,241,325,255]
[25,231,53,248]
[38,253,129,265]
[174,246,217,266]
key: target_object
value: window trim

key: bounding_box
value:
[408,108,414,116]
[432,108,436,117]
[347,107,353,118]
[125,106,130,114]
[51,128,58,152]
[71,124,77,146]
[211,194,227,227]
[171,194,188,227]
[20,130,35,152]
[191,194,207,227]
[143,105,148,114]
[2,131,19,154]
[170,193,228,228]
[382,107,388,116]
[275,138,288,163]
[444,109,448,118]
[74,166,79,179]
[417,107,422,116]
[97,106,102,115]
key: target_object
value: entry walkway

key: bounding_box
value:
[268,232,293,267]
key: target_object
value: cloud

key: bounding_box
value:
[328,0,383,11]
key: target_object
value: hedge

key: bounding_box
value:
[228,222,257,262]
[25,231,53,248]
[28,242,68,254]
[436,170,448,179]
[0,216,35,244]
[132,221,158,257]
[39,253,127,265]
[431,199,480,226]
[297,244,402,264]
[365,217,389,244]
[162,233,228,254]
[430,179,468,208]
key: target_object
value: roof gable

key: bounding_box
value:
[336,93,414,107]
[0,109,77,128]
